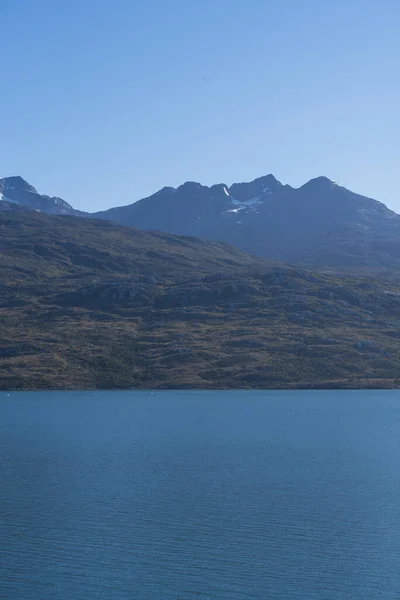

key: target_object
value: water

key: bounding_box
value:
[1,391,400,599]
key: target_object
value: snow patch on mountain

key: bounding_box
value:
[223,186,263,215]
[0,193,19,204]
[230,196,262,207]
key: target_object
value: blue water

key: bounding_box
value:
[1,391,400,599]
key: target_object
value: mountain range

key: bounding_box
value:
[2,173,400,272]
[94,175,400,272]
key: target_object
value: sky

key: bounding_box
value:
[0,0,399,212]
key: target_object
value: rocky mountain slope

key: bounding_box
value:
[2,211,400,390]
[0,176,83,216]
[93,175,400,272]
[3,173,400,272]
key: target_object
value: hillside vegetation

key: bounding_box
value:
[2,212,400,390]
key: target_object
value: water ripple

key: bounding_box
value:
[1,390,400,599]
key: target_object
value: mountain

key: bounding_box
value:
[0,176,84,216]
[2,210,400,390]
[3,172,400,273]
[93,175,400,272]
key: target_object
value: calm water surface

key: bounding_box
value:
[1,390,400,599]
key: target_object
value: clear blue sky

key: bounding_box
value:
[0,0,399,212]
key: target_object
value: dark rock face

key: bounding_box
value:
[93,175,400,271]
[3,171,400,272]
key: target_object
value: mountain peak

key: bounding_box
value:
[178,181,205,191]
[0,175,79,216]
[300,176,337,190]
[257,173,280,184]
[0,176,37,194]
[229,173,282,201]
